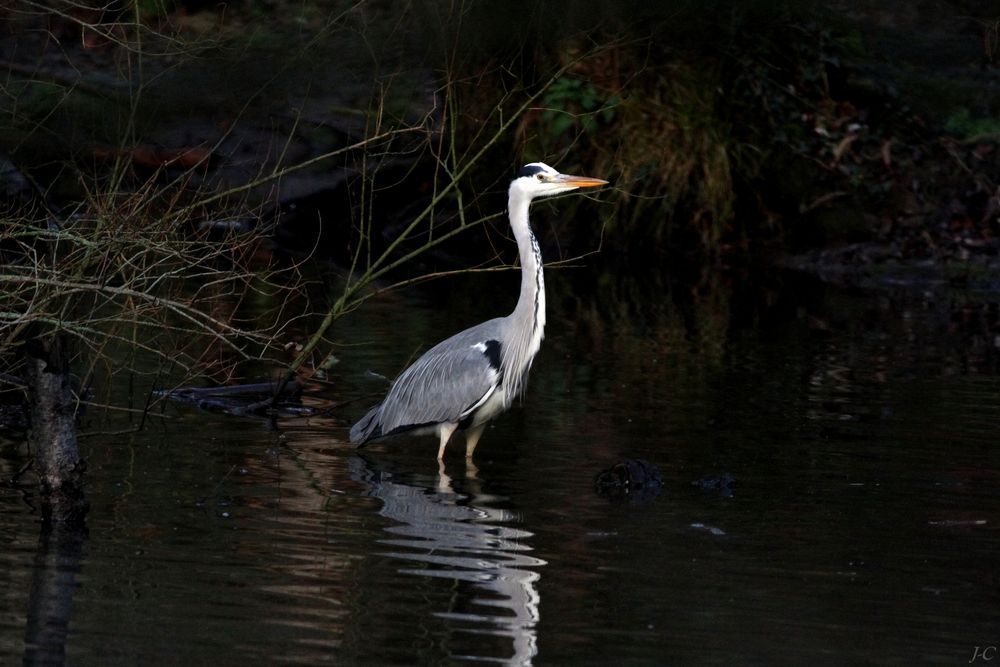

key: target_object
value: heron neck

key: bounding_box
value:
[508,191,542,313]
[495,187,547,402]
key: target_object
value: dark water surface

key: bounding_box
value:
[3,268,1000,665]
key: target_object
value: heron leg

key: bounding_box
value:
[437,422,458,460]
[464,423,486,460]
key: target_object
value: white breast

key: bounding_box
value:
[469,385,509,427]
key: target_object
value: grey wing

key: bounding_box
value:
[351,321,505,444]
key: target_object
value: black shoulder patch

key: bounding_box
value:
[515,163,545,179]
[481,339,502,372]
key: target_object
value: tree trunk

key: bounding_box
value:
[25,338,87,524]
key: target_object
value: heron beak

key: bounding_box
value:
[555,173,608,189]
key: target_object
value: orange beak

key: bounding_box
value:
[555,174,609,188]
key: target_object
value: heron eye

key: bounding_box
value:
[536,173,545,181]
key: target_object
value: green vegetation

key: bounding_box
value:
[538,75,619,138]
[945,107,1000,140]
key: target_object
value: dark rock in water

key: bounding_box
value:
[595,458,663,504]
[692,472,736,497]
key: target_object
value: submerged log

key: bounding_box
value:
[24,340,87,524]
[158,380,304,416]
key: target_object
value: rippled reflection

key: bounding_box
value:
[350,456,545,666]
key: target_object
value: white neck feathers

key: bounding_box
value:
[503,188,546,401]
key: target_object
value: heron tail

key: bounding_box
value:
[349,404,382,446]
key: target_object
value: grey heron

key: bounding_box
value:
[350,162,607,459]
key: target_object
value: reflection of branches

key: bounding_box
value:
[3,275,262,343]
[0,205,309,388]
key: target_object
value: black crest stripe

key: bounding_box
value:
[515,164,545,179]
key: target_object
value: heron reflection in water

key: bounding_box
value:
[351,456,544,665]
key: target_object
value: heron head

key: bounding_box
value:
[511,162,607,199]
